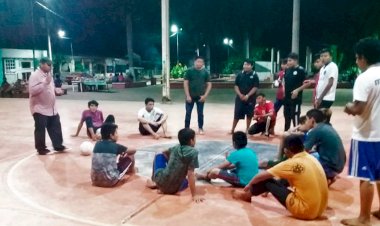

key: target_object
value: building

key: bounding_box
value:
[0,48,48,85]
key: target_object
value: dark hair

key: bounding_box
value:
[104,114,115,124]
[306,109,325,123]
[178,128,195,145]
[145,97,155,105]
[299,115,307,125]
[288,52,299,60]
[354,38,380,65]
[320,48,332,55]
[281,58,288,65]
[313,53,321,62]
[101,123,118,140]
[88,100,99,107]
[232,131,248,149]
[194,56,205,61]
[256,93,266,98]
[40,57,52,65]
[283,134,304,154]
[244,59,255,70]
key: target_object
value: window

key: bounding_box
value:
[4,59,15,73]
[21,61,32,69]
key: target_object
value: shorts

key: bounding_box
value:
[348,139,380,181]
[139,115,162,135]
[218,169,243,187]
[234,96,254,120]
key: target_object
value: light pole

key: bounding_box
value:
[170,24,182,64]
[58,30,75,72]
[223,38,233,59]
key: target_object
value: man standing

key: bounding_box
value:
[283,53,306,131]
[315,49,339,109]
[342,38,380,226]
[184,56,212,135]
[29,57,66,155]
[230,59,259,134]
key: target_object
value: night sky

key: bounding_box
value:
[1,0,380,71]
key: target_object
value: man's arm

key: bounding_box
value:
[344,101,367,116]
[243,170,273,191]
[234,85,245,100]
[315,77,334,107]
[188,169,204,203]
[199,82,212,102]
[183,80,192,102]
[29,74,51,96]
[157,113,168,124]
[71,121,84,137]
[211,160,234,171]
[137,117,158,126]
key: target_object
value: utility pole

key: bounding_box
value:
[291,0,300,54]
[161,0,171,102]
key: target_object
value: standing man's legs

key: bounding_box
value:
[373,183,380,219]
[283,102,292,131]
[274,99,283,114]
[341,180,374,226]
[195,99,205,132]
[46,114,64,151]
[33,113,48,153]
[293,103,301,127]
[185,99,195,128]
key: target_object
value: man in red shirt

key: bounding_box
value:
[248,93,276,137]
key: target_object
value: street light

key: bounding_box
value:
[170,24,182,64]
[223,38,233,59]
[57,29,75,72]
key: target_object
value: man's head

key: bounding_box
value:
[39,57,52,73]
[305,109,325,129]
[144,97,155,112]
[194,56,205,70]
[283,134,305,158]
[287,52,299,68]
[297,115,309,132]
[232,131,247,149]
[101,123,119,141]
[88,100,99,112]
[243,59,255,72]
[313,54,323,71]
[354,38,380,71]
[320,48,332,65]
[256,93,266,105]
[178,128,196,147]
[280,58,288,70]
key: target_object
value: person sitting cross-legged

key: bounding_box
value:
[196,131,259,187]
[138,97,171,139]
[248,93,276,137]
[232,134,328,220]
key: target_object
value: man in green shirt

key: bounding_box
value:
[184,56,212,135]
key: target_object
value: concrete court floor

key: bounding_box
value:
[0,97,379,226]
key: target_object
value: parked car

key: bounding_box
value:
[65,72,93,85]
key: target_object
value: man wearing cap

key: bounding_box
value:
[29,57,66,155]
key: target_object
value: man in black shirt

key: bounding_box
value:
[283,53,307,131]
[231,59,259,133]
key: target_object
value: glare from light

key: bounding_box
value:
[57,30,65,38]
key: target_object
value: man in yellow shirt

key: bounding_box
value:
[232,134,328,220]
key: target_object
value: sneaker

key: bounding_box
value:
[54,146,70,152]
[199,129,204,135]
[37,149,51,155]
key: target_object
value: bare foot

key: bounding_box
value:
[153,133,160,139]
[341,217,371,226]
[372,210,380,219]
[146,179,157,189]
[231,189,251,202]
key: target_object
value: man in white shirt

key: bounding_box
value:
[315,49,339,109]
[342,38,380,226]
[138,97,171,139]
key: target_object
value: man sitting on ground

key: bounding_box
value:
[138,97,171,139]
[196,131,259,187]
[72,100,115,141]
[232,134,328,220]
[248,93,276,137]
